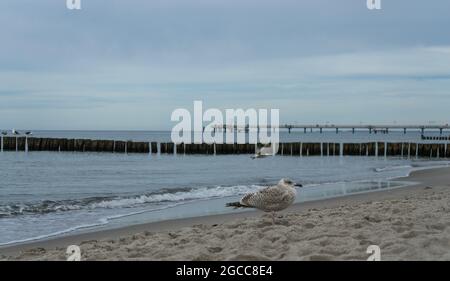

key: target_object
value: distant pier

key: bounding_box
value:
[0,136,449,158]
[213,123,450,135]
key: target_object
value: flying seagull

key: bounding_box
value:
[226,178,302,223]
[251,143,278,159]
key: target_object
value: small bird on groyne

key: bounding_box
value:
[226,178,302,223]
[1,131,7,136]
[25,131,32,136]
[12,129,20,135]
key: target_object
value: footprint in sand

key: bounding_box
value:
[319,239,331,247]
[427,223,446,231]
[392,226,409,233]
[207,246,223,253]
[401,230,418,239]
[303,222,315,229]
[308,254,334,261]
[228,254,271,261]
[353,233,366,240]
[352,222,363,229]
[168,232,179,239]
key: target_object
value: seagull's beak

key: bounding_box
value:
[294,183,303,188]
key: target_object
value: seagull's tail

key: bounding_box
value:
[225,201,251,209]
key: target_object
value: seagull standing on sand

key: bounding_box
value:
[226,178,302,223]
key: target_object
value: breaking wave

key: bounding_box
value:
[0,184,264,218]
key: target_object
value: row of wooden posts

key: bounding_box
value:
[0,137,449,158]
[421,135,450,141]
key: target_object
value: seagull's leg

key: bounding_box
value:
[271,211,276,224]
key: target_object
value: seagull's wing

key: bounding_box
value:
[240,185,287,210]
[259,146,273,156]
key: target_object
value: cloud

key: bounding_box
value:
[1,0,450,129]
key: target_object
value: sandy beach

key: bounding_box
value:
[1,166,450,261]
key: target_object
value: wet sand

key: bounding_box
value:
[1,167,450,260]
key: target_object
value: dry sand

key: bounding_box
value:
[1,167,450,261]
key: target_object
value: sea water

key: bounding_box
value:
[0,130,449,245]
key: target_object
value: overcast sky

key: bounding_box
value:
[1,0,450,130]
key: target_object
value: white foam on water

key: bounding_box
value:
[375,165,413,173]
[90,185,263,209]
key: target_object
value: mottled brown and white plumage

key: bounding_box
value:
[226,179,302,219]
